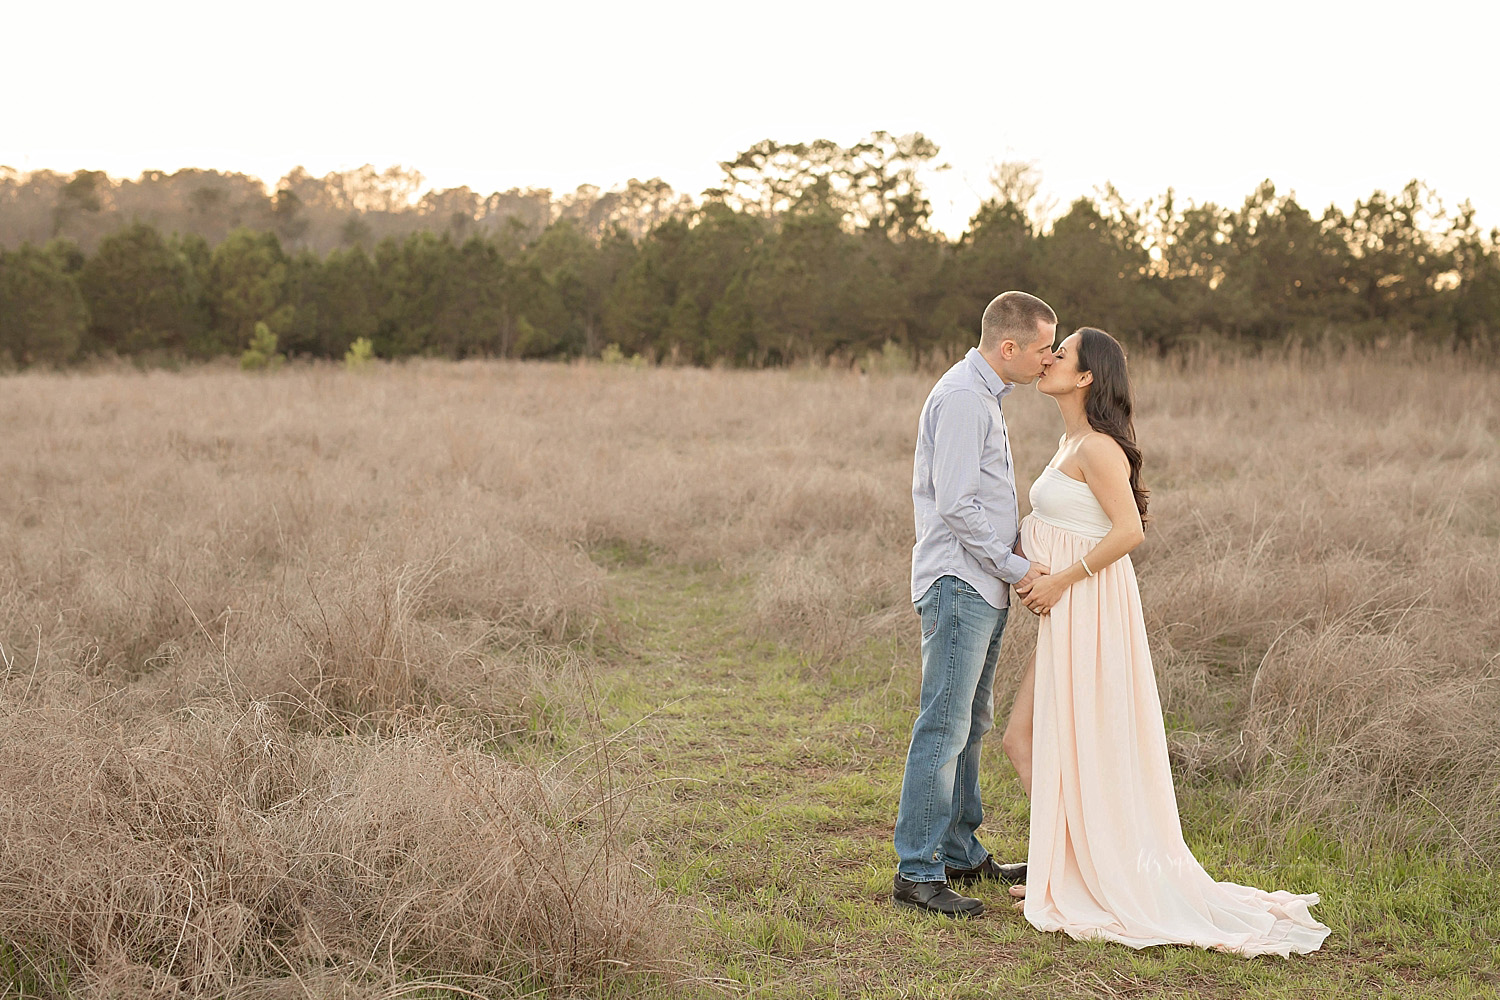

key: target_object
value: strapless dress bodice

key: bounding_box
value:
[1027,465,1112,539]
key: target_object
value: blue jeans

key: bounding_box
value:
[894,575,1008,882]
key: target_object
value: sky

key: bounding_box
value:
[4,0,1497,237]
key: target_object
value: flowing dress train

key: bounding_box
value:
[1020,466,1330,956]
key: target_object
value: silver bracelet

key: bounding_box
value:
[1081,556,1096,578]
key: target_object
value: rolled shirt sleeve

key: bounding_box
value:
[930,390,1032,585]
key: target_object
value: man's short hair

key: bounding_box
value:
[979,291,1057,350]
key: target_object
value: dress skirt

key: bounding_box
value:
[1019,514,1330,956]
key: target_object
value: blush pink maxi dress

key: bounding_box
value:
[1018,464,1330,956]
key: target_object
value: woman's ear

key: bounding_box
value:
[1077,370,1093,389]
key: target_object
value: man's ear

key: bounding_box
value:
[1000,338,1017,359]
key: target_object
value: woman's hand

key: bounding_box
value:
[1018,570,1069,616]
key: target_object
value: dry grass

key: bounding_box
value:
[2,349,1498,993]
[1130,350,1500,854]
[0,705,654,997]
[0,365,665,995]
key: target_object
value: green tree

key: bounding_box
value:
[205,228,293,356]
[935,196,1040,354]
[1217,182,1359,340]
[279,250,326,357]
[525,220,605,356]
[840,131,942,240]
[79,222,206,354]
[239,321,284,370]
[435,236,509,357]
[1035,192,1158,341]
[371,231,513,358]
[344,335,375,369]
[0,243,87,365]
[602,216,694,358]
[704,273,758,363]
[1336,180,1452,332]
[287,245,380,357]
[855,226,945,357]
[711,132,941,239]
[372,232,456,356]
[1144,192,1232,344]
[743,209,848,363]
[500,256,570,358]
[669,206,768,362]
[1444,206,1500,345]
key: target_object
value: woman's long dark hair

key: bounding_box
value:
[1074,327,1149,523]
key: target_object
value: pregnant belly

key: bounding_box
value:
[1022,512,1108,569]
[1019,513,1050,562]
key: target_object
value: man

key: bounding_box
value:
[892,290,1058,918]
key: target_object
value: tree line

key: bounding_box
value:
[2,134,1497,369]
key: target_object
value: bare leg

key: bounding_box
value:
[1001,653,1037,798]
[1003,654,1037,911]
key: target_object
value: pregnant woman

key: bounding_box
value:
[1005,327,1330,956]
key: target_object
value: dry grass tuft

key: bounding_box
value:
[0,365,672,993]
[0,702,662,996]
[1116,349,1500,852]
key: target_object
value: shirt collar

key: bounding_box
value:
[965,347,1015,400]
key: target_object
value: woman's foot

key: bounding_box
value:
[1009,883,1026,912]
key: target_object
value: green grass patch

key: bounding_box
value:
[585,558,1500,998]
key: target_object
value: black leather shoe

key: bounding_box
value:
[892,874,985,918]
[945,856,1026,886]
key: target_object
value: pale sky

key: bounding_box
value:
[4,0,1497,236]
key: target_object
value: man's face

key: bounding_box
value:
[1000,321,1058,383]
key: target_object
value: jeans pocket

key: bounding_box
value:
[917,588,940,639]
[921,606,939,639]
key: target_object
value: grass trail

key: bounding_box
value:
[588,556,1500,999]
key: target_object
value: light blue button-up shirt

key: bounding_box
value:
[911,347,1032,609]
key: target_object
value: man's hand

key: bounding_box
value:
[1015,562,1050,597]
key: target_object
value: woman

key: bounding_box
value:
[1003,327,1329,956]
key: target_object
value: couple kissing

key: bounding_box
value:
[891,291,1329,957]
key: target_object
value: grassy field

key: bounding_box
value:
[2,351,1498,998]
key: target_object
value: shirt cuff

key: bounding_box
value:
[1000,552,1031,585]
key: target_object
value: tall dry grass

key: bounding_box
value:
[0,365,665,995]
[1130,349,1500,853]
[3,349,1497,990]
[0,706,654,997]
